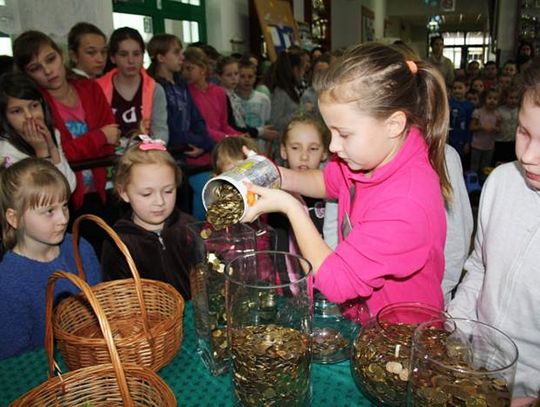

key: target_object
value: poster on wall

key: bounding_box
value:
[254,0,299,62]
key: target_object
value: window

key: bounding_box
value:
[435,31,495,69]
[112,0,206,44]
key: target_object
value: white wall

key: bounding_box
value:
[206,0,249,55]
[497,0,518,65]
[2,0,113,47]
[331,0,378,50]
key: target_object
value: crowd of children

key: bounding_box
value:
[0,22,538,401]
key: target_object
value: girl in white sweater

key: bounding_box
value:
[449,57,540,402]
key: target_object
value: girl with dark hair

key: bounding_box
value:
[269,49,310,136]
[97,27,168,143]
[67,22,108,79]
[0,73,75,191]
[12,30,119,211]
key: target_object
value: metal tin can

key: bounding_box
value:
[202,153,281,220]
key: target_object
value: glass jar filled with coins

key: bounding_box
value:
[225,251,313,407]
[408,317,518,407]
[187,222,256,376]
[351,302,446,406]
[312,291,369,364]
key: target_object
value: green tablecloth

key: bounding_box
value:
[0,303,371,406]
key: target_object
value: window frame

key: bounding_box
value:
[112,0,206,42]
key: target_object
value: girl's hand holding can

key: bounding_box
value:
[240,182,301,223]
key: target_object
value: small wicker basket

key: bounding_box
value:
[11,271,176,406]
[53,214,184,371]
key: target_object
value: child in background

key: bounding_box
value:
[448,79,474,163]
[67,22,108,79]
[13,30,119,214]
[270,49,310,137]
[242,43,449,315]
[183,47,241,144]
[502,60,518,79]
[0,72,76,191]
[494,86,520,164]
[97,27,168,143]
[182,47,241,220]
[146,33,213,166]
[269,114,338,251]
[466,89,480,108]
[497,74,513,93]
[471,78,485,95]
[0,158,101,360]
[101,136,195,300]
[482,61,499,91]
[470,89,501,175]
[237,59,278,155]
[215,56,257,138]
[449,58,540,400]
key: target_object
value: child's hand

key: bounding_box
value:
[34,119,54,146]
[241,182,299,223]
[101,123,121,145]
[261,125,279,141]
[21,118,49,156]
[184,144,204,158]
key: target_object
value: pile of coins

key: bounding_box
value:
[207,184,244,230]
[312,327,349,361]
[230,324,311,406]
[352,321,416,406]
[409,327,511,407]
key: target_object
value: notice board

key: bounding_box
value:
[254,0,299,62]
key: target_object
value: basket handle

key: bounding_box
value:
[45,271,134,407]
[72,214,153,344]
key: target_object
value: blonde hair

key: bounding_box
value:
[114,143,181,196]
[0,158,70,250]
[282,113,331,153]
[211,136,259,174]
[314,42,451,203]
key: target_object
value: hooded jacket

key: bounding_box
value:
[101,208,195,300]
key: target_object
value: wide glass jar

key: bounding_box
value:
[351,302,446,406]
[225,251,313,406]
[408,317,518,407]
[187,222,256,375]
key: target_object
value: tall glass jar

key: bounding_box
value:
[187,222,256,376]
[351,302,446,406]
[408,317,518,407]
[225,251,313,407]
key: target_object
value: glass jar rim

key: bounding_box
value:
[372,302,447,345]
[225,250,313,289]
[412,317,519,374]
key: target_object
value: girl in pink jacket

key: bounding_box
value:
[242,43,450,315]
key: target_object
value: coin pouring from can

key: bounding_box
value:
[202,152,281,223]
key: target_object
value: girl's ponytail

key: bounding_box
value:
[415,61,452,204]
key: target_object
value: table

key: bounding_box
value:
[0,303,372,406]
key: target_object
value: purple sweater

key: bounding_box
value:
[315,128,446,315]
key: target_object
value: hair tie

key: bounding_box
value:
[138,135,166,151]
[406,60,418,75]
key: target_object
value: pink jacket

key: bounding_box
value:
[315,128,446,315]
[188,82,241,143]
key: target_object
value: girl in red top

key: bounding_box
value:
[13,30,119,211]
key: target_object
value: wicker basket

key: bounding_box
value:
[53,214,184,372]
[11,271,176,406]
